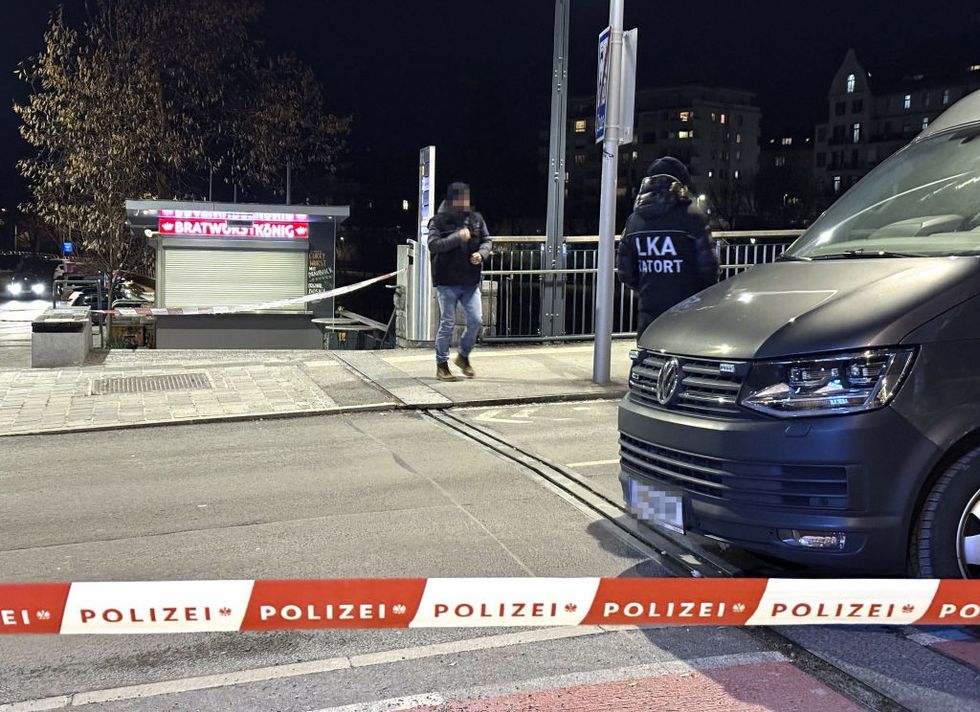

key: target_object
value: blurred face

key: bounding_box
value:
[452,190,471,212]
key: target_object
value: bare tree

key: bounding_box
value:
[15,0,350,320]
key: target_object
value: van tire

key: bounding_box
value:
[910,447,980,579]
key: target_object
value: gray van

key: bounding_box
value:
[619,89,980,578]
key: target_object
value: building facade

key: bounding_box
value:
[564,86,761,231]
[814,49,980,198]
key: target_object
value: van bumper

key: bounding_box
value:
[618,396,941,574]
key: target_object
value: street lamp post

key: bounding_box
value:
[593,0,625,384]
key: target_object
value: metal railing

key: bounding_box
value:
[481,230,803,340]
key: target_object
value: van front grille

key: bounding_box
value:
[620,433,850,511]
[629,354,744,416]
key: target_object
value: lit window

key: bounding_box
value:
[574,120,587,133]
[852,122,861,143]
[833,176,842,193]
[904,94,912,110]
[574,154,586,166]
[775,156,786,167]
[921,116,930,130]
[720,113,728,125]
[632,150,639,160]
[943,89,951,105]
[710,112,717,122]
[678,130,693,139]
[402,200,410,211]
[735,133,742,144]
[679,111,692,122]
[781,138,793,146]
[735,150,742,162]
[707,170,714,178]
[734,169,741,180]
[846,73,856,93]
[970,64,980,72]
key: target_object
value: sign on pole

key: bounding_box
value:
[595,27,611,144]
[619,29,638,145]
[597,27,638,146]
[417,147,436,239]
[411,146,436,342]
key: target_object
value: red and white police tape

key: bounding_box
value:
[2,578,979,634]
[92,269,403,317]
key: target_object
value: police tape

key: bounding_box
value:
[93,269,403,317]
[2,578,979,634]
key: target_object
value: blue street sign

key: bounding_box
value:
[595,27,611,143]
[63,241,73,255]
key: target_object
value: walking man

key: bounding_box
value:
[618,156,719,337]
[427,182,492,381]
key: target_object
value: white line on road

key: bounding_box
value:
[309,651,789,712]
[308,693,446,712]
[0,627,610,711]
[566,459,619,468]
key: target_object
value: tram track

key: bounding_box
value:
[427,407,922,712]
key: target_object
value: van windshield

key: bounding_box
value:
[786,125,980,260]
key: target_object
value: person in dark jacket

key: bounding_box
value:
[427,182,492,381]
[618,156,719,337]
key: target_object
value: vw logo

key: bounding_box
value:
[656,358,681,405]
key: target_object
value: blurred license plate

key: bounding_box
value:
[629,480,685,533]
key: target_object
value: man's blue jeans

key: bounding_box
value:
[435,284,482,364]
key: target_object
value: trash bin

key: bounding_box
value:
[32,307,92,367]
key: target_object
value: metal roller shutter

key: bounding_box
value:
[162,248,307,309]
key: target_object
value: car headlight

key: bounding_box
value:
[7,283,22,295]
[740,348,915,418]
[31,283,46,295]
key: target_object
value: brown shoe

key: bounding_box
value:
[436,362,458,381]
[454,354,476,378]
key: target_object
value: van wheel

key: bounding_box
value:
[910,448,980,578]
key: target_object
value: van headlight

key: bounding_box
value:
[740,348,915,417]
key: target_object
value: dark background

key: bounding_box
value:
[2,0,979,227]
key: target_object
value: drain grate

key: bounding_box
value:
[90,373,212,395]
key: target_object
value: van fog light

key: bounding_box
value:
[779,529,847,550]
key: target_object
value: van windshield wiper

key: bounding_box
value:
[776,254,811,262]
[808,249,929,260]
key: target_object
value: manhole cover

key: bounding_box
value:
[90,373,212,395]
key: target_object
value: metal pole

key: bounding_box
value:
[593,0,624,384]
[286,161,292,205]
[543,0,570,338]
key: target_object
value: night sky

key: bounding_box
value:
[2,0,979,221]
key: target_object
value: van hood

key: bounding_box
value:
[640,257,980,360]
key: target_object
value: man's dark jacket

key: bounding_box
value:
[617,188,718,326]
[427,202,493,287]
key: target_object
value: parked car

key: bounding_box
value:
[620,88,980,578]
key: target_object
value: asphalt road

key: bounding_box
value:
[1,406,979,711]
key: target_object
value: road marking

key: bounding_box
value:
[472,407,577,426]
[308,693,446,712]
[309,652,789,712]
[471,408,531,425]
[0,627,610,711]
[566,459,619,468]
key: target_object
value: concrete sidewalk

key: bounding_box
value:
[0,342,632,436]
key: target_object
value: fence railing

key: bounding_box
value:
[481,231,803,340]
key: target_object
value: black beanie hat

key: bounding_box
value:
[645,156,691,186]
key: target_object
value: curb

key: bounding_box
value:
[0,402,399,438]
[0,389,628,438]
